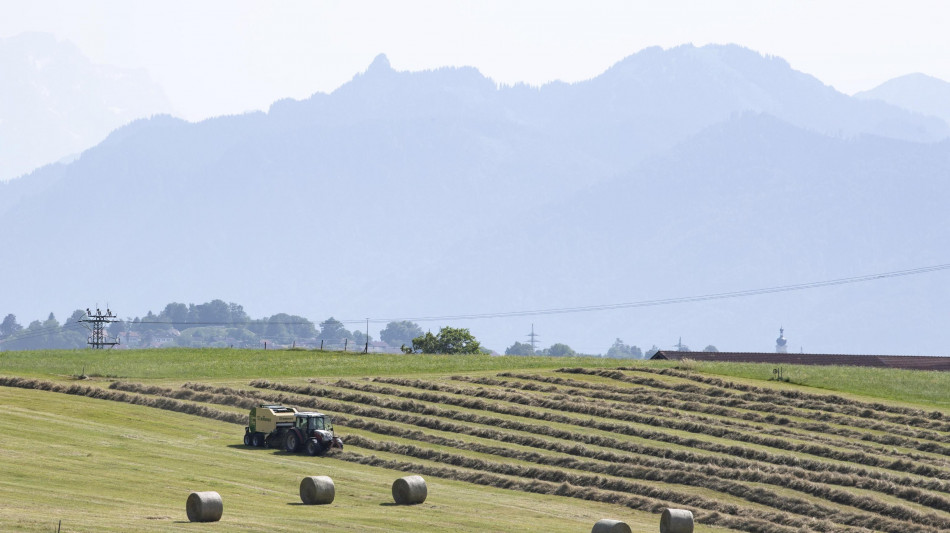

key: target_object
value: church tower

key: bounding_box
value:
[775,327,788,354]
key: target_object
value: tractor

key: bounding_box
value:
[244,404,343,456]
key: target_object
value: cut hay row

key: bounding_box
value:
[249,380,950,484]
[626,366,948,421]
[566,367,950,434]
[344,434,934,533]
[493,372,950,446]
[340,416,950,529]
[0,376,245,425]
[0,377,808,533]
[542,370,950,442]
[452,374,950,454]
[330,450,807,533]
[342,415,950,516]
[317,377,950,477]
[259,383,950,508]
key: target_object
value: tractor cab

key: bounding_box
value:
[294,412,331,433]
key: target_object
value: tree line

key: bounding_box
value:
[0,300,433,352]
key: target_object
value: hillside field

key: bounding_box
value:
[1,349,948,532]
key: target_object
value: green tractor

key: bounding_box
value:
[244,404,343,456]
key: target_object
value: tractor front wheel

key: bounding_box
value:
[285,431,300,453]
[306,439,321,456]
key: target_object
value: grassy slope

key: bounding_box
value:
[0,386,689,533]
[1,348,948,532]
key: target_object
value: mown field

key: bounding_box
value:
[1,349,948,532]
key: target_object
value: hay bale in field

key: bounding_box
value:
[186,491,223,522]
[660,508,694,533]
[591,518,631,533]
[391,475,427,505]
[299,476,335,505]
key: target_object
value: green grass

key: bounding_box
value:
[0,386,730,533]
[2,348,949,532]
[681,360,950,409]
[0,347,630,381]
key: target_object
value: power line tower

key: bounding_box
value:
[80,307,120,349]
[526,324,540,352]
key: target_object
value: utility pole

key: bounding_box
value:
[80,307,120,349]
[364,318,369,354]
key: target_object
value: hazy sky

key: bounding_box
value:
[4,0,949,121]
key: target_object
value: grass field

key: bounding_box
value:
[1,348,948,532]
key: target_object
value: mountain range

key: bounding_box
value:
[3,43,949,355]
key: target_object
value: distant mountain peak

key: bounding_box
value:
[367,53,392,73]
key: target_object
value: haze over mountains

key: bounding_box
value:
[0,32,171,182]
[3,43,949,355]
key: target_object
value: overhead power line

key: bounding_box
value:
[364,262,950,324]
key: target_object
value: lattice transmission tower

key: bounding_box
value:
[80,307,120,349]
[527,324,540,351]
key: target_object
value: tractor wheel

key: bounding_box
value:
[252,433,264,447]
[285,431,300,453]
[243,432,251,446]
[306,439,321,456]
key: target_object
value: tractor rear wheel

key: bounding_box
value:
[285,431,300,453]
[243,432,251,446]
[252,433,264,447]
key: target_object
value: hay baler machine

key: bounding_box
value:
[244,404,343,456]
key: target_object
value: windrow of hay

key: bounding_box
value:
[131,379,950,518]
[338,439,860,533]
[0,376,245,425]
[332,452,809,533]
[628,366,946,420]
[249,380,950,491]
[344,434,945,533]
[566,367,950,433]
[17,376,950,519]
[340,418,950,525]
[455,374,950,453]
[312,378,950,478]
[561,370,950,446]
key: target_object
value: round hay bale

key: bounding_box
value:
[591,518,631,533]
[299,475,335,505]
[660,508,694,533]
[186,491,223,522]
[391,475,427,505]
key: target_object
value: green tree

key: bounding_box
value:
[380,320,423,348]
[318,317,352,345]
[703,345,719,352]
[160,303,189,329]
[545,343,576,357]
[505,341,534,356]
[409,326,481,354]
[0,314,22,339]
[606,338,642,359]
